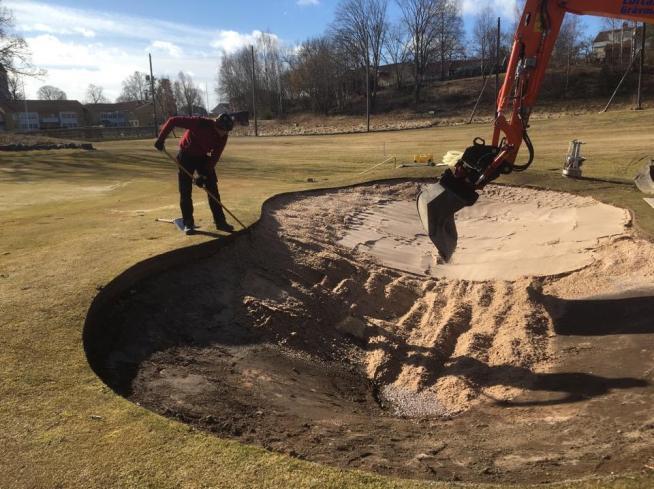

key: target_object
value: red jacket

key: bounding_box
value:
[157,116,228,168]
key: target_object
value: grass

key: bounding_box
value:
[2,109,654,489]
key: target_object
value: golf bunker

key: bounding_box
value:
[85,181,654,484]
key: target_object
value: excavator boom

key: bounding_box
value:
[420,0,654,260]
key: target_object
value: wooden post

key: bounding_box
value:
[250,45,258,137]
[637,23,646,110]
[149,53,158,137]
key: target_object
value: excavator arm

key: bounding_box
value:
[419,0,654,260]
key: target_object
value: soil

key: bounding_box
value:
[93,181,654,484]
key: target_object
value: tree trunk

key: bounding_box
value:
[414,59,421,104]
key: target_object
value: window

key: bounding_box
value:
[13,112,39,130]
[60,112,79,128]
[99,111,128,127]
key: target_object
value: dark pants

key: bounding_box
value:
[177,151,227,227]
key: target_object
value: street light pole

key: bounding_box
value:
[251,45,258,137]
[637,23,646,110]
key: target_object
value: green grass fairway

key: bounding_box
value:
[2,110,654,489]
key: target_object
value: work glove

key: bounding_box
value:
[194,174,208,188]
[154,139,165,151]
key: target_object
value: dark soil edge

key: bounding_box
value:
[82,177,433,393]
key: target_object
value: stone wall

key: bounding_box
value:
[16,126,158,141]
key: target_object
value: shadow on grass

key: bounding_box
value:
[542,293,654,336]
[0,149,173,183]
[446,356,647,407]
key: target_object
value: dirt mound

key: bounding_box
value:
[89,181,654,483]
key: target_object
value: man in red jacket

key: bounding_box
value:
[154,113,234,234]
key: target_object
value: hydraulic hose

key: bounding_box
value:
[512,131,535,172]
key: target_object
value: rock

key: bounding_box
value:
[0,142,94,151]
[335,315,367,340]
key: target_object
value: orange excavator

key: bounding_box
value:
[418,0,654,260]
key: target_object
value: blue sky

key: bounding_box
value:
[10,1,604,107]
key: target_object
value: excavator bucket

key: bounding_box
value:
[635,160,654,195]
[417,170,479,261]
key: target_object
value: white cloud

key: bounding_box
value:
[8,1,283,107]
[149,40,183,58]
[461,0,518,18]
[18,22,95,38]
[297,0,320,6]
[74,27,96,38]
[210,30,279,54]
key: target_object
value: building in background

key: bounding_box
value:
[210,103,231,116]
[1,100,86,131]
[83,101,143,127]
[592,23,650,62]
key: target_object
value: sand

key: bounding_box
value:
[257,182,633,415]
[339,185,630,281]
[97,180,654,482]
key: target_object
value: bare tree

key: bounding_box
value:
[553,16,585,65]
[37,85,67,100]
[117,71,149,102]
[0,6,42,76]
[553,16,586,95]
[288,37,340,114]
[383,22,411,88]
[155,77,177,118]
[174,72,204,116]
[397,0,439,103]
[85,84,108,103]
[256,32,288,117]
[433,0,464,80]
[7,73,24,100]
[472,6,496,77]
[218,46,254,113]
[602,18,620,65]
[331,0,388,111]
[218,32,291,119]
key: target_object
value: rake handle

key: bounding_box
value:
[162,148,246,230]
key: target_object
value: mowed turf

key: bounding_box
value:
[2,110,654,489]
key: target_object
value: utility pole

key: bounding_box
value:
[250,45,258,137]
[149,53,158,136]
[637,23,646,110]
[22,78,29,130]
[205,81,210,115]
[365,34,370,132]
[495,17,501,115]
